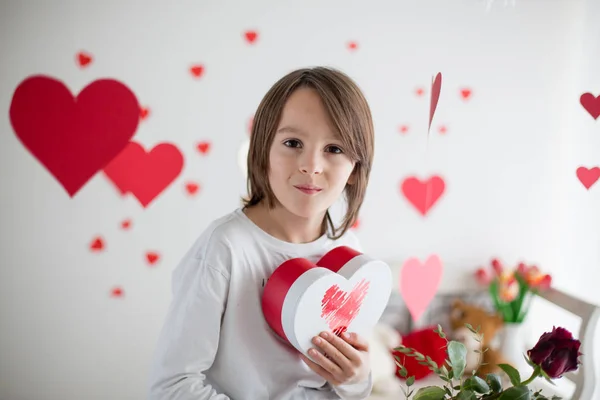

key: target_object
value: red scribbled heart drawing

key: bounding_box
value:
[185,182,200,195]
[121,219,132,230]
[321,279,370,336]
[460,88,472,100]
[429,73,442,132]
[398,125,409,134]
[576,166,600,189]
[90,236,105,252]
[400,175,446,216]
[438,125,448,134]
[580,92,600,120]
[140,107,150,120]
[146,252,160,265]
[415,87,425,97]
[190,64,204,78]
[103,141,184,207]
[244,30,258,43]
[9,75,140,197]
[196,141,211,155]
[110,287,124,298]
[76,51,93,67]
[347,41,358,51]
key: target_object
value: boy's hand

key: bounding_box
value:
[299,330,370,387]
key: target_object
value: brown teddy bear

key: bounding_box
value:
[448,298,507,378]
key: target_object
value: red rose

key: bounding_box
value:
[527,326,582,378]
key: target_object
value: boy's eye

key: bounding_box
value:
[283,139,302,148]
[326,146,343,154]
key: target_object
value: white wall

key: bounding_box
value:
[0,1,598,399]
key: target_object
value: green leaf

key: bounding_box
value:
[456,390,477,400]
[464,376,490,393]
[498,363,522,387]
[499,385,531,400]
[413,386,446,400]
[447,341,467,379]
[486,373,503,393]
[406,376,415,386]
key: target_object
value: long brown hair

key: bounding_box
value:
[243,66,375,240]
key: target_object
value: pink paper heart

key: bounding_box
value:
[400,255,443,322]
[429,73,442,132]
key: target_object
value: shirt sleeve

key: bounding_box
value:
[147,252,231,400]
[332,371,373,400]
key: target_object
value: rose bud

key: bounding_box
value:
[527,326,582,378]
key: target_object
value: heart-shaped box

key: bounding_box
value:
[261,246,392,360]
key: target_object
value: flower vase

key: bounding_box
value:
[498,322,531,375]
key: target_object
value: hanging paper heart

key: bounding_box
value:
[400,175,446,216]
[9,75,140,197]
[580,92,600,120]
[261,246,392,362]
[429,73,442,133]
[400,255,443,322]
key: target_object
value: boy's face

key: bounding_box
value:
[268,87,356,221]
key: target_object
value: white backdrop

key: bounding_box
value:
[1,1,599,399]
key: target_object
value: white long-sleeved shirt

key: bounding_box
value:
[148,208,373,400]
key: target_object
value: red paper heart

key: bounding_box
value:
[146,252,160,265]
[90,237,104,251]
[438,125,447,134]
[185,182,200,195]
[196,141,211,154]
[415,87,425,97]
[140,107,150,120]
[76,52,93,67]
[576,166,600,189]
[244,30,258,43]
[580,92,600,120]
[400,176,446,216]
[190,64,204,78]
[399,125,409,134]
[460,88,472,100]
[121,219,131,230]
[103,142,184,207]
[351,219,360,230]
[347,41,358,51]
[9,75,140,197]
[110,287,124,298]
[321,279,370,336]
[429,73,442,132]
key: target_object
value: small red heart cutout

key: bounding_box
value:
[399,125,409,134]
[415,87,425,97]
[244,30,258,43]
[576,166,600,189]
[76,51,93,67]
[438,125,448,134]
[110,286,124,298]
[196,141,211,155]
[140,107,150,120]
[351,219,360,230]
[121,219,132,230]
[190,64,204,78]
[347,41,358,51]
[400,176,446,216]
[146,252,160,265]
[580,92,600,120]
[185,182,200,195]
[90,236,104,252]
[460,88,472,100]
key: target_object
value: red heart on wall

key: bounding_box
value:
[262,246,391,361]
[9,75,140,197]
[580,92,600,120]
[576,166,600,189]
[76,52,93,67]
[103,142,184,207]
[400,176,446,216]
[244,30,258,43]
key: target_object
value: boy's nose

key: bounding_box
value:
[299,152,323,175]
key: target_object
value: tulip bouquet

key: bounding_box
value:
[474,259,552,323]
[394,325,582,400]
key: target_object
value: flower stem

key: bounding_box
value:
[520,366,541,386]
